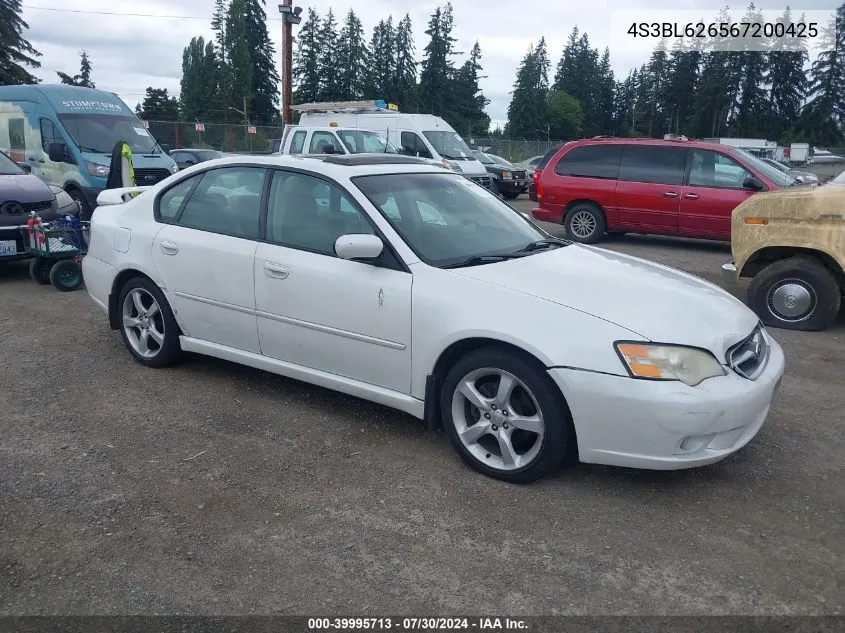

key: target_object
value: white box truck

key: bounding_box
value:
[293,100,492,190]
[789,143,811,165]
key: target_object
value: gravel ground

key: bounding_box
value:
[0,205,843,616]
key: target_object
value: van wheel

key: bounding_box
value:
[748,256,841,331]
[564,203,605,244]
[67,188,92,221]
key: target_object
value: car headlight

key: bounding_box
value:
[85,162,110,178]
[615,342,726,387]
[442,159,462,173]
[501,171,512,180]
[169,163,179,174]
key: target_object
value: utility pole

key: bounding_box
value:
[278,1,302,125]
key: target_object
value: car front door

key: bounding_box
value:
[680,149,763,239]
[616,144,688,234]
[150,166,267,353]
[253,169,413,393]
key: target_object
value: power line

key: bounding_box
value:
[22,4,282,20]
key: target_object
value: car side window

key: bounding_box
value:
[554,144,623,179]
[176,167,265,239]
[689,150,753,189]
[619,145,688,185]
[266,170,374,256]
[401,132,432,159]
[157,174,202,220]
[309,132,339,154]
[289,130,306,154]
[40,119,59,152]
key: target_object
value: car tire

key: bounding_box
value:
[49,259,83,291]
[117,276,184,368]
[29,257,53,285]
[564,203,605,244]
[502,192,519,200]
[748,256,841,331]
[67,188,92,221]
[440,346,574,483]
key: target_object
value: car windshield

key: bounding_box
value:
[353,172,560,268]
[336,130,397,154]
[733,148,794,187]
[422,131,474,160]
[57,113,161,154]
[489,154,512,167]
[762,158,789,174]
[830,170,845,186]
[0,151,24,175]
[472,151,495,165]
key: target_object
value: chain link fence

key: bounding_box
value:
[144,121,568,161]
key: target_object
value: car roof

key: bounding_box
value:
[567,136,733,152]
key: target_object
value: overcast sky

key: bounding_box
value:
[21,0,835,129]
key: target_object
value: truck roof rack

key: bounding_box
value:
[292,99,399,113]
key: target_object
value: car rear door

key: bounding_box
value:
[545,144,622,224]
[616,144,688,235]
[680,149,762,239]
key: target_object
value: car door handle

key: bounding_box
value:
[664,191,679,198]
[684,193,699,200]
[160,241,179,255]
[264,262,289,279]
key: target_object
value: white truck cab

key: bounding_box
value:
[293,100,493,189]
[279,125,398,156]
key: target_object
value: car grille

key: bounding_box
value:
[470,175,491,187]
[134,168,171,185]
[1,200,52,217]
[512,170,526,179]
[726,324,770,380]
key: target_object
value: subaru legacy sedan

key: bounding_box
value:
[82,154,784,483]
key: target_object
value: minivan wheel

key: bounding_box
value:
[117,277,184,367]
[748,256,841,331]
[441,347,573,483]
[564,203,605,244]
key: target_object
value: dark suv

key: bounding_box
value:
[532,137,795,243]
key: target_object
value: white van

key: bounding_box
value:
[295,101,492,189]
[279,125,398,156]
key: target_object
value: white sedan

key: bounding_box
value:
[82,154,785,483]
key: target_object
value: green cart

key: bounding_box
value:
[20,221,90,291]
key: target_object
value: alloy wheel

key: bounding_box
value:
[122,288,166,358]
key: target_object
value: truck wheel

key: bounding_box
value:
[748,256,841,331]
[67,188,92,221]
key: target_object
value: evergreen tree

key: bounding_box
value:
[135,88,180,121]
[224,0,254,120]
[0,0,41,85]
[640,40,670,136]
[663,39,702,136]
[595,48,615,135]
[367,17,395,101]
[393,14,418,111]
[547,90,584,139]
[552,28,580,96]
[506,38,550,138]
[242,0,280,124]
[552,29,601,135]
[612,70,638,135]
[292,8,322,104]
[57,50,95,88]
[799,3,845,145]
[337,10,369,100]
[180,36,221,122]
[211,0,228,62]
[767,9,808,140]
[451,42,491,137]
[730,4,769,136]
[418,3,458,119]
[317,9,341,101]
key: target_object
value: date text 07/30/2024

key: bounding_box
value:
[307,617,528,631]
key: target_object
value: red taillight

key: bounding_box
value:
[537,181,545,200]
[533,170,541,184]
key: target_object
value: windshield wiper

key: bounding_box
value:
[441,253,527,269]
[514,238,570,253]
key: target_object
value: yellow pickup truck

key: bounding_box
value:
[723,170,845,331]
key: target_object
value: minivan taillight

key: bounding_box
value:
[533,170,541,184]
[537,180,545,200]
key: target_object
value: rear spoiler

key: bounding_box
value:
[96,186,151,206]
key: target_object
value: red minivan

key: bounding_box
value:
[532,137,795,243]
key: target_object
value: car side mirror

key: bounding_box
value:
[48,142,69,163]
[335,234,384,262]
[185,159,195,165]
[743,176,763,191]
[322,144,337,154]
[16,161,32,173]
[161,143,172,153]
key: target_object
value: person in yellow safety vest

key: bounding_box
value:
[105,140,140,201]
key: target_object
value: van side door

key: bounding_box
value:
[616,144,688,235]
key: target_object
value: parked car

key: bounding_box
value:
[528,146,564,203]
[472,150,526,199]
[1,149,80,263]
[811,149,845,165]
[759,157,819,184]
[514,154,545,181]
[722,168,845,331]
[532,137,796,243]
[82,153,784,483]
[169,148,224,170]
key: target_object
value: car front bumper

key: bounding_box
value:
[496,179,525,195]
[548,336,785,470]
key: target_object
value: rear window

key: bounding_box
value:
[554,144,623,179]
[619,145,688,185]
[536,146,563,171]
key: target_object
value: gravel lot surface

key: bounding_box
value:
[1,200,842,616]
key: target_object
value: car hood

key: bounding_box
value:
[450,245,758,361]
[0,173,54,204]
